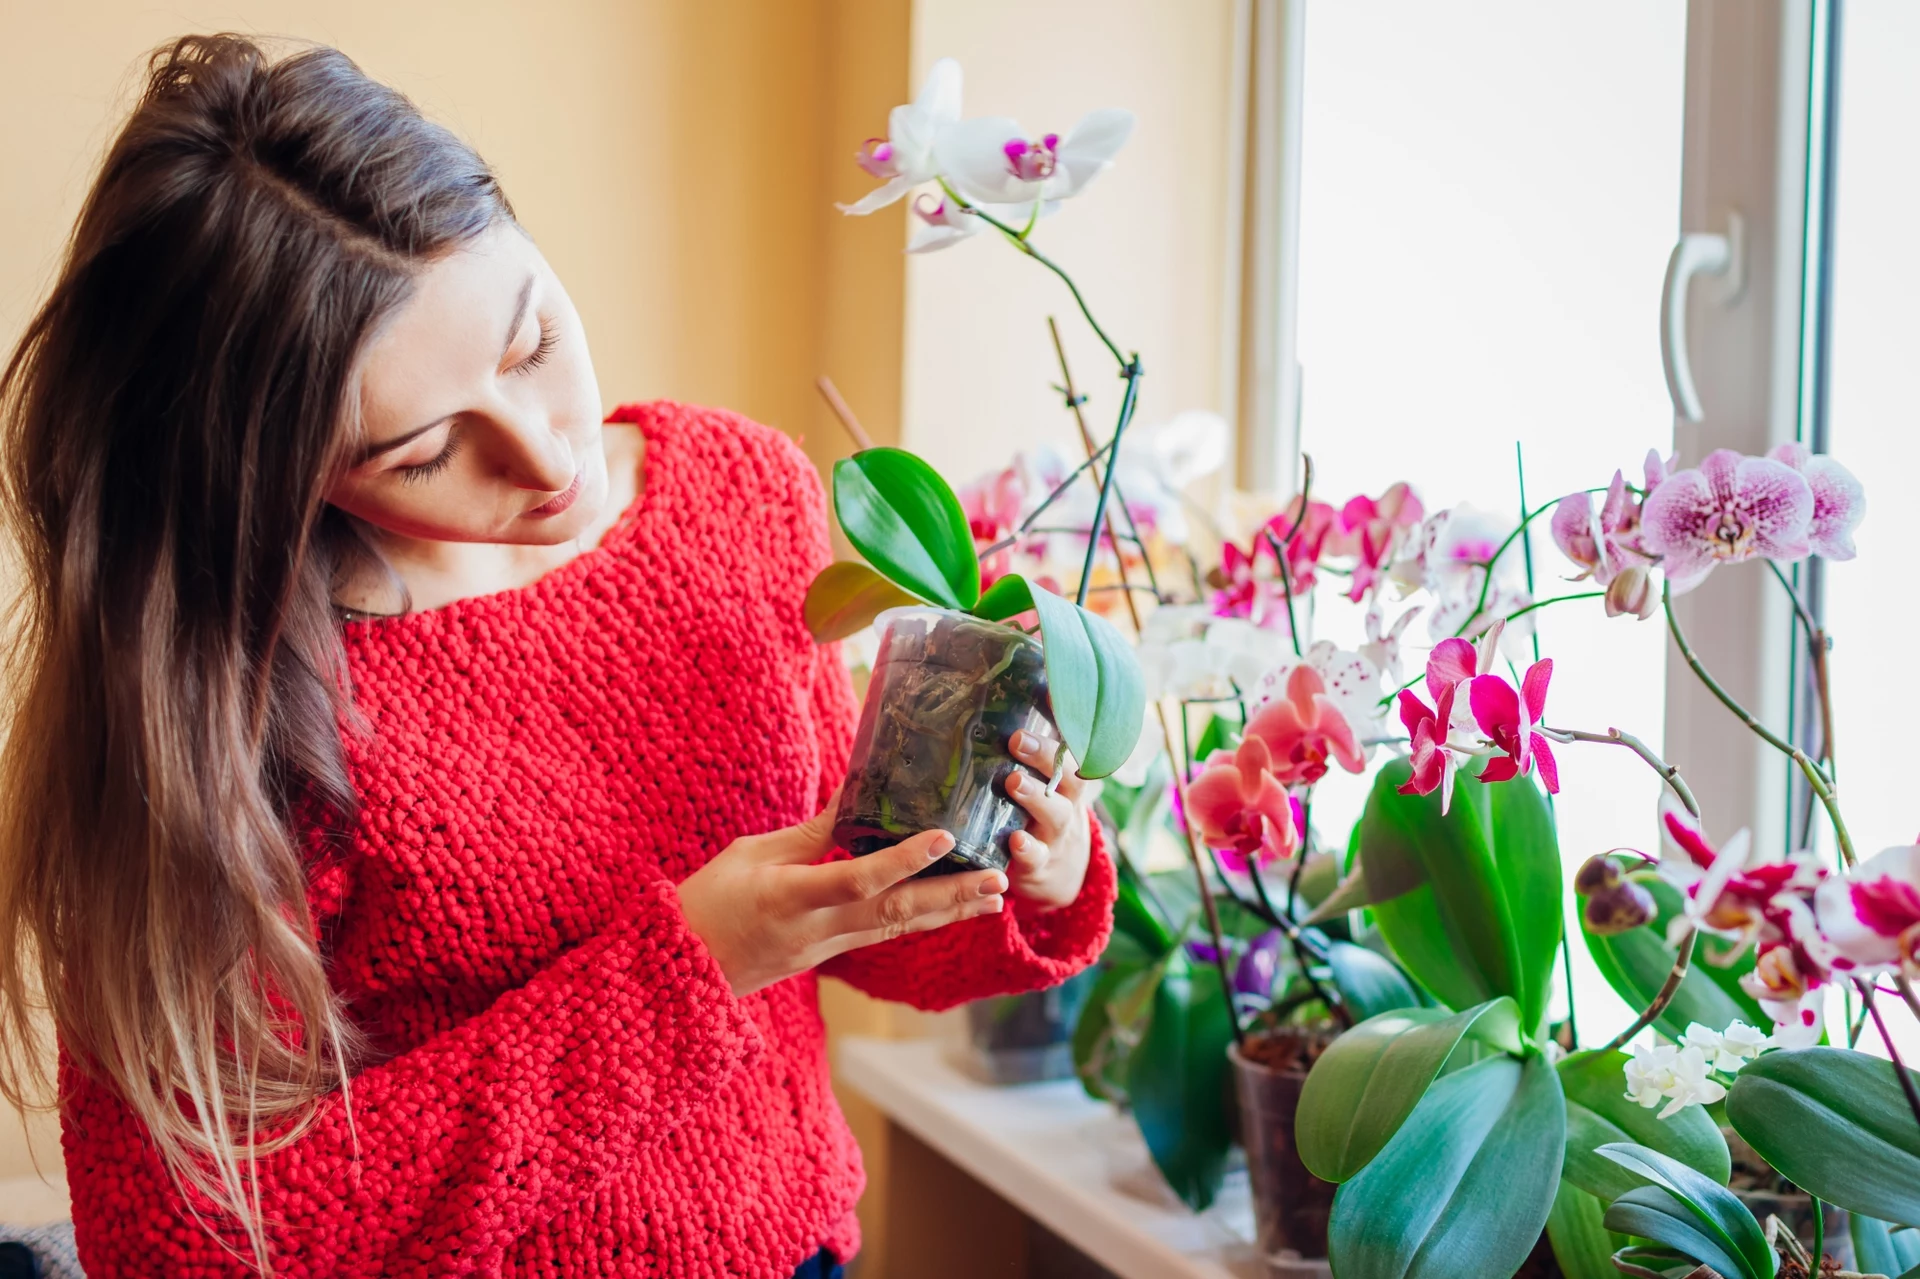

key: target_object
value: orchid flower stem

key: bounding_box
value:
[1539,726,1700,819]
[1076,363,1143,607]
[1598,927,1698,1055]
[1162,702,1244,1048]
[1047,317,1162,603]
[1451,495,1566,639]
[1810,1196,1825,1270]
[1857,979,1920,1138]
[1897,974,1920,1026]
[1244,842,1349,1030]
[1264,530,1305,660]
[1662,585,1857,867]
[978,442,1117,559]
[1498,592,1606,625]
[1765,557,1838,779]
[944,185,1129,370]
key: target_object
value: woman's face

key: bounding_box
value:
[327,222,607,546]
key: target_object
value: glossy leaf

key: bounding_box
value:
[1594,1144,1774,1279]
[1296,997,1522,1182]
[1361,762,1562,1032]
[832,448,979,610]
[1113,863,1176,955]
[1558,1049,1730,1204]
[1726,1047,1920,1228]
[802,561,924,641]
[1852,1212,1920,1279]
[974,576,1145,779]
[1581,869,1765,1041]
[1326,941,1421,1023]
[1328,1053,1566,1279]
[1126,951,1235,1211]
[1545,1180,1627,1279]
[1072,961,1137,1103]
[1602,1185,1763,1279]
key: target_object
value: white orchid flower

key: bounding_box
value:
[935,108,1136,211]
[906,194,987,253]
[1623,1042,1678,1110]
[839,58,963,216]
[1680,1021,1766,1074]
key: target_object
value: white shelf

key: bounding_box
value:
[834,1036,1263,1279]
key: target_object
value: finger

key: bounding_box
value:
[832,868,1008,945]
[1004,767,1076,843]
[1006,829,1051,882]
[750,788,847,866]
[1010,730,1085,800]
[801,829,954,907]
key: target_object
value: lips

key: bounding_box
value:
[528,470,583,518]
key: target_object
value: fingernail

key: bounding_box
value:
[1007,773,1025,795]
[978,872,1007,897]
[926,832,955,860]
[1011,731,1031,754]
[983,895,1005,913]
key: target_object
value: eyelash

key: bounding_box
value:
[398,431,463,485]
[510,316,560,377]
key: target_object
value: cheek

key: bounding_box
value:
[326,471,509,543]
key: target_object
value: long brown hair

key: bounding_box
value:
[0,35,510,1267]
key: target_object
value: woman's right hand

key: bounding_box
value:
[674,799,1007,996]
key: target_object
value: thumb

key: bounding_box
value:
[757,789,843,865]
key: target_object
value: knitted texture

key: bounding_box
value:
[60,402,1115,1278]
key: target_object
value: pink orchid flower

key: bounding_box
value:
[1739,940,1828,1046]
[1658,808,1828,960]
[1813,844,1920,979]
[1640,449,1814,590]
[1426,619,1504,740]
[1769,443,1865,561]
[1211,537,1293,631]
[1245,664,1367,786]
[1551,469,1645,586]
[1185,735,1303,871]
[1467,660,1560,793]
[1396,682,1463,813]
[1330,483,1425,602]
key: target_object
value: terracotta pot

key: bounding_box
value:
[832,608,1053,876]
[1230,1032,1337,1274]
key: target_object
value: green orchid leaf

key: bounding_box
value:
[1594,1144,1774,1279]
[1726,1047,1920,1228]
[1071,960,1138,1103]
[1602,1185,1765,1279]
[1296,997,1522,1183]
[1545,1180,1629,1279]
[1362,762,1562,1033]
[1581,868,1766,1041]
[1326,940,1422,1023]
[832,448,979,610]
[1191,712,1240,763]
[1126,950,1235,1211]
[1113,862,1177,955]
[1852,1212,1920,1279]
[1328,1053,1566,1279]
[973,575,1145,779]
[801,561,924,641]
[1558,1049,1730,1204]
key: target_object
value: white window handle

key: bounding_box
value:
[1661,211,1745,422]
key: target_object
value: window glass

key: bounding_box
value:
[1293,2,1686,1035]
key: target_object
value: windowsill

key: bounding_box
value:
[834,1035,1262,1279]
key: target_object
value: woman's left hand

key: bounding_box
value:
[1004,730,1098,912]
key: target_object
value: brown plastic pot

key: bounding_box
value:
[832,608,1054,876]
[1231,1031,1338,1273]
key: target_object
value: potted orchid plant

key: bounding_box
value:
[827,54,1920,1279]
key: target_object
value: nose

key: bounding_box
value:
[492,410,576,493]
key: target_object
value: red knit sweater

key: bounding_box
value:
[59,402,1115,1278]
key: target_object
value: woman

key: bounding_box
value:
[0,35,1113,1278]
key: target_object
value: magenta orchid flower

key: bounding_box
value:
[1468,660,1560,793]
[839,59,962,215]
[1813,844,1920,979]
[1769,442,1865,561]
[1658,808,1828,958]
[1738,942,1826,1047]
[1640,449,1814,590]
[1396,682,1463,813]
[1245,664,1367,786]
[1551,469,1645,587]
[1330,483,1425,602]
[1185,735,1303,871]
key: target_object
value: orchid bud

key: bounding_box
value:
[855,138,899,180]
[1583,881,1655,936]
[1604,565,1659,620]
[1573,854,1622,897]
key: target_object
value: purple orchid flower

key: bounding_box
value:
[1769,442,1865,561]
[1185,929,1287,1001]
[1640,449,1813,591]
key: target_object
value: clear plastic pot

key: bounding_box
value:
[1231,1032,1338,1275]
[961,967,1100,1085]
[833,607,1054,876]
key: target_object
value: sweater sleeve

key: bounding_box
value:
[62,878,761,1278]
[808,644,1115,1011]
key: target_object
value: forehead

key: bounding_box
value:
[356,224,535,432]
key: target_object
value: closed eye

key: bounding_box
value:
[508,316,559,377]
[398,430,463,485]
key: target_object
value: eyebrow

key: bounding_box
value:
[353,271,539,467]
